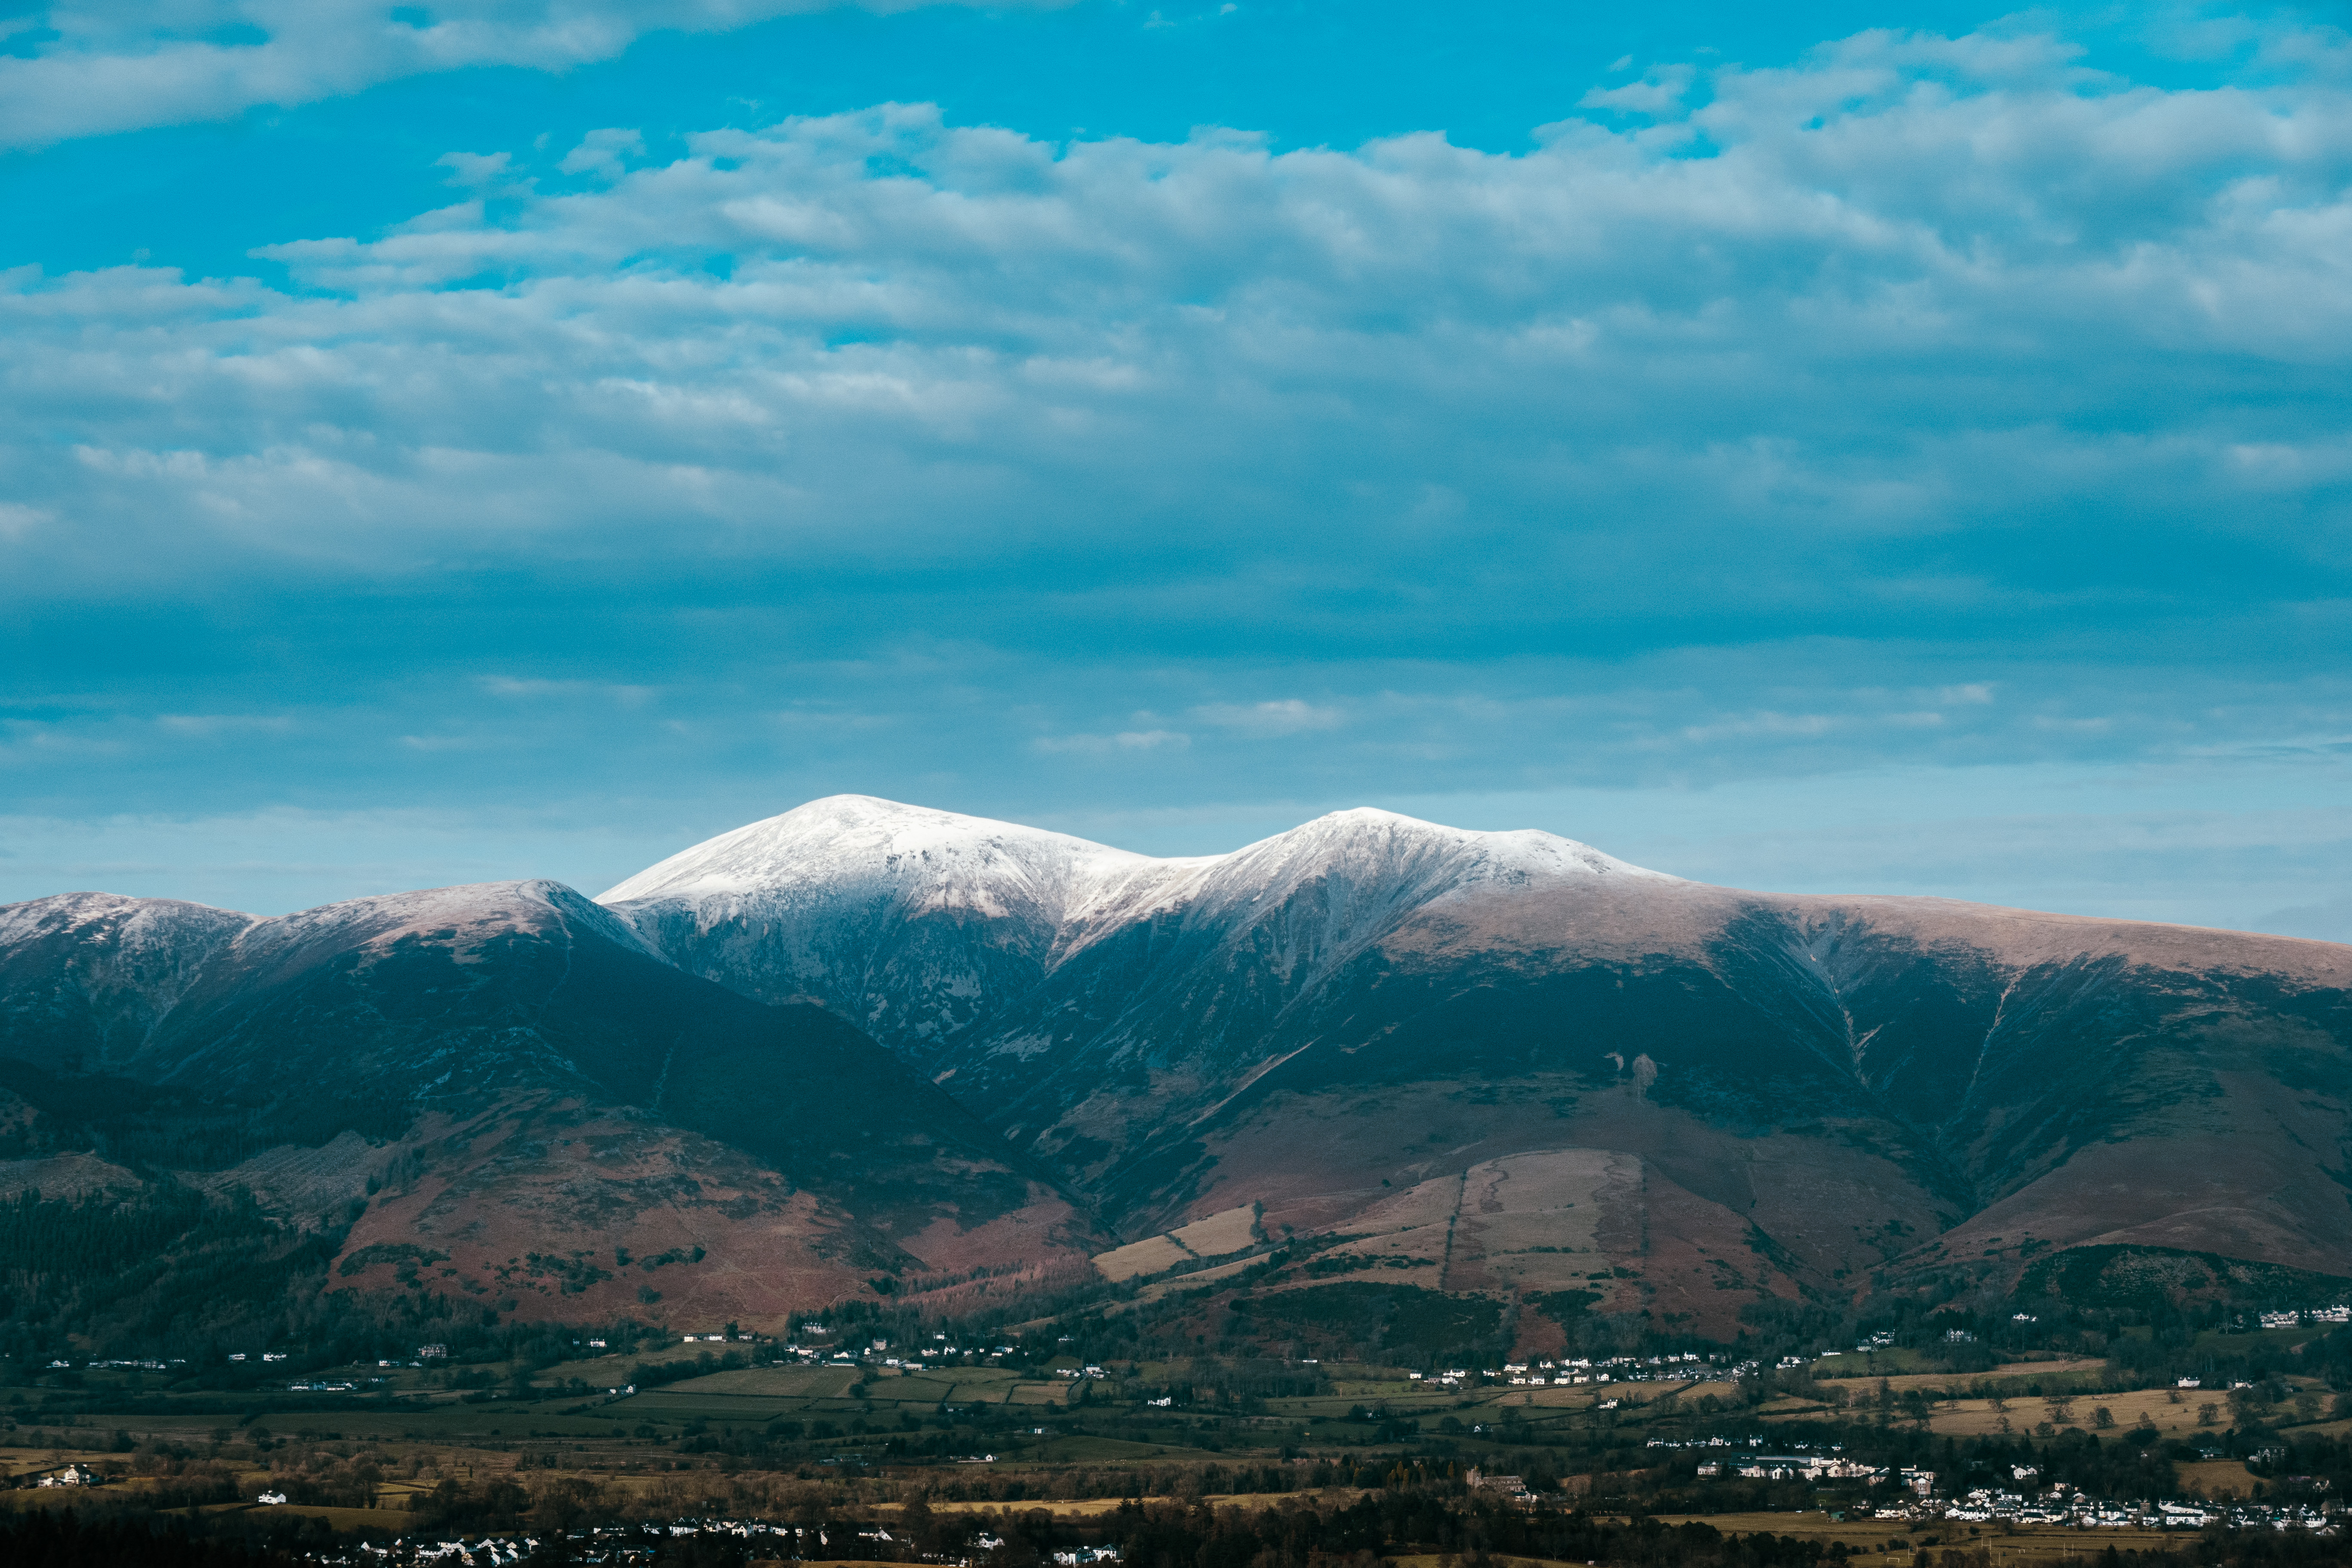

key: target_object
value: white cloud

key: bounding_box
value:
[0,1,1060,149]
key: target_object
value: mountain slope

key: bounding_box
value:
[0,893,256,1074]
[0,879,1100,1327]
[604,797,2352,1331]
[9,796,2346,1341]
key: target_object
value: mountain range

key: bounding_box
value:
[5,795,2349,1341]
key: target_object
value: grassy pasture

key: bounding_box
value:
[1760,1379,2331,1441]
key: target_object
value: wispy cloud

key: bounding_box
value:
[481,677,661,707]
[557,128,646,184]
[1191,701,1344,738]
[0,0,1059,149]
[1035,729,1191,755]
[156,714,295,738]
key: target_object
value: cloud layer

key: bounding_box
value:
[12,28,2351,604]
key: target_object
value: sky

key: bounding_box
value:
[2,0,2350,937]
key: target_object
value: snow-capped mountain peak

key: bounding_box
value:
[590,797,1677,1056]
[597,794,1153,920]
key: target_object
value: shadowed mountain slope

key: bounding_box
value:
[0,878,1099,1326]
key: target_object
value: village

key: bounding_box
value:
[9,1279,2352,1568]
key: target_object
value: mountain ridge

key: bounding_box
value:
[0,867,1108,1330]
[600,797,2352,1334]
[5,795,2348,1341]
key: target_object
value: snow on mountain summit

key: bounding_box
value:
[596,797,1177,1046]
[600,796,1668,919]
[596,795,1157,918]
[590,797,1676,1054]
[1222,806,1672,889]
[231,879,657,972]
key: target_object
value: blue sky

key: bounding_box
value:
[3,0,2350,936]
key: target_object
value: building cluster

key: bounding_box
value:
[2260,1308,2351,1329]
[1693,1455,1886,1482]
[1411,1354,1714,1389]
[293,1518,1124,1566]
[1509,1354,1709,1387]
[1771,1331,1903,1368]
[1647,1437,2338,1535]
[765,1334,1021,1370]
[1665,1453,2338,1536]
[33,1464,109,1488]
[408,1539,530,1564]
[1647,1436,1777,1450]
[402,1518,801,1565]
[1865,1487,2336,1534]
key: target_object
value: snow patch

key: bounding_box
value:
[227,879,656,971]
